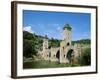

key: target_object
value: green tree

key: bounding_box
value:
[49,38,60,47]
[23,39,37,58]
[72,39,90,45]
[23,31,33,40]
[80,48,91,66]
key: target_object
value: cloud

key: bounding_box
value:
[23,26,34,33]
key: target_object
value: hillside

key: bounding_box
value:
[72,39,90,45]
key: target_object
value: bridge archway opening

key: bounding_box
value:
[67,49,74,61]
[56,50,60,59]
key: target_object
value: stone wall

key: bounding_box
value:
[50,47,59,62]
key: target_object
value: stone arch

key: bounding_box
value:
[56,50,60,59]
[66,49,73,61]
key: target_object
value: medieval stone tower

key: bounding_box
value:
[42,35,50,60]
[43,35,48,51]
[62,24,72,45]
[60,24,72,63]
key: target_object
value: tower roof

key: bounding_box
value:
[63,24,72,31]
[44,35,48,39]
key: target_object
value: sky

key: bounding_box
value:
[23,10,91,41]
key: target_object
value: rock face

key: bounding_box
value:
[40,24,81,64]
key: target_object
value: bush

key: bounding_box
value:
[80,48,91,66]
[23,39,37,58]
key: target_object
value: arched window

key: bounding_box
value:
[67,43,70,46]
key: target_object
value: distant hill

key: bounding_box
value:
[72,39,90,45]
[23,31,61,48]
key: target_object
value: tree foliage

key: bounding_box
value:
[23,31,37,58]
[23,31,33,40]
[80,48,91,66]
[72,39,90,45]
[49,38,60,48]
[23,39,37,57]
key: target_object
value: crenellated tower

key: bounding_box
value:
[60,24,72,63]
[62,24,72,46]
